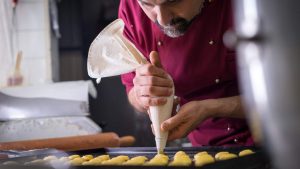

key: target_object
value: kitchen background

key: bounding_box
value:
[0,0,161,147]
[1,1,300,169]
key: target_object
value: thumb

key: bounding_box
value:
[149,51,163,68]
[161,113,183,132]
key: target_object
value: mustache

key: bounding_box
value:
[155,17,189,28]
[169,18,189,26]
[154,17,197,38]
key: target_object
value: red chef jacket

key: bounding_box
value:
[118,0,254,146]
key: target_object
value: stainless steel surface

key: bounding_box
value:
[0,149,65,158]
[232,0,300,169]
[0,116,102,142]
[0,92,89,121]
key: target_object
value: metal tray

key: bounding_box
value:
[0,146,271,169]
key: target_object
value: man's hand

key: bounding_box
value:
[129,51,173,112]
[161,96,245,141]
[161,100,210,141]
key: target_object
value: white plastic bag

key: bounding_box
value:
[87,19,148,82]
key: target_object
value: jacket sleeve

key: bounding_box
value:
[118,0,137,94]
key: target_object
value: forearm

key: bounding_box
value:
[160,95,247,140]
[128,88,147,113]
[205,96,246,119]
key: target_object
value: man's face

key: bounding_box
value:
[138,0,204,38]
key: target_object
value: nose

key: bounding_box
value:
[155,6,172,27]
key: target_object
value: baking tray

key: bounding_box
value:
[0,146,271,169]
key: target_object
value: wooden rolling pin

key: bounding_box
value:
[0,133,120,151]
[119,135,135,147]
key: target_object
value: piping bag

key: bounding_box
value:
[149,89,174,154]
[87,19,174,153]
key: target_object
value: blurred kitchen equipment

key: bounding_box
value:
[1,80,97,101]
[87,19,173,153]
[0,92,88,121]
[7,51,23,87]
[224,1,300,169]
[0,148,64,159]
[0,81,101,142]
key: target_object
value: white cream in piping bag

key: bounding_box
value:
[149,85,174,154]
[87,19,174,153]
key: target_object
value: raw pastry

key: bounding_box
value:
[214,152,229,160]
[123,156,148,166]
[194,154,215,167]
[239,149,255,157]
[82,155,110,166]
[216,152,237,161]
[70,157,85,166]
[194,151,208,158]
[81,155,93,161]
[144,154,169,166]
[101,155,129,165]
[93,155,110,161]
[169,151,192,166]
[68,155,80,160]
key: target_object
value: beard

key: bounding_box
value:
[155,17,192,38]
[154,0,204,38]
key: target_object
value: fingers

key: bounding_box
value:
[139,96,167,108]
[133,76,173,88]
[149,51,163,68]
[161,113,183,132]
[161,102,191,140]
[134,51,173,108]
[162,101,205,141]
[136,64,168,78]
[136,51,166,78]
[135,85,172,97]
[167,125,189,141]
[163,111,191,141]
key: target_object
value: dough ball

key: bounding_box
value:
[239,149,255,157]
